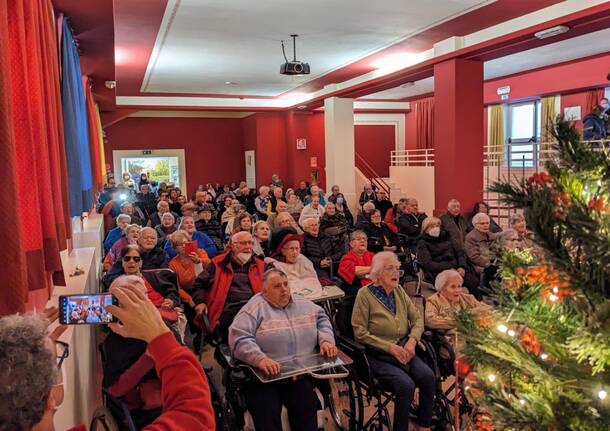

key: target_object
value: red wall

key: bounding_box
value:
[484,52,610,105]
[355,124,395,177]
[105,117,246,193]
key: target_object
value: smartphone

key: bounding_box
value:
[59,293,118,325]
[184,240,197,255]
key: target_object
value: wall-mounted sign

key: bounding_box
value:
[142,150,152,155]
[296,138,307,150]
[310,157,317,168]
[496,85,511,96]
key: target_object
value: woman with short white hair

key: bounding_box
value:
[509,213,534,248]
[352,251,435,431]
[425,269,492,335]
[464,212,497,277]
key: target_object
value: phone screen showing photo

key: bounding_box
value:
[60,294,115,325]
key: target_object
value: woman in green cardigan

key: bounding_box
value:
[351,251,435,431]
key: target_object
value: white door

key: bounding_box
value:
[245,150,256,189]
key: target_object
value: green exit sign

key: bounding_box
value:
[142,150,152,155]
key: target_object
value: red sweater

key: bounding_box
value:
[143,332,215,430]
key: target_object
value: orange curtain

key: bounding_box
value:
[585,88,604,114]
[0,0,68,315]
[84,76,104,192]
[416,98,435,149]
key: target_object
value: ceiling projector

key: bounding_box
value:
[280,34,310,76]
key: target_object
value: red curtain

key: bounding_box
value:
[84,76,104,192]
[0,0,69,315]
[585,88,604,114]
[416,98,435,149]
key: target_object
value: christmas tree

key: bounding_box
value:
[455,120,610,430]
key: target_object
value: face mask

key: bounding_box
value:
[601,103,610,110]
[336,197,344,205]
[428,227,441,237]
[236,252,252,264]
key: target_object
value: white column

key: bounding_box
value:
[324,97,356,212]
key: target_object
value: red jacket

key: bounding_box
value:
[193,252,265,330]
[144,331,215,430]
[338,250,374,294]
[384,207,399,233]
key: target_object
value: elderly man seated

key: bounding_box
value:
[149,200,179,228]
[137,227,170,268]
[440,199,469,247]
[265,228,322,297]
[425,269,492,338]
[229,268,337,431]
[299,196,325,227]
[301,217,344,281]
[192,231,265,342]
[398,198,428,253]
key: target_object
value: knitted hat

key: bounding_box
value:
[270,227,303,258]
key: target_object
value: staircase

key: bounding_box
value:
[354,152,408,202]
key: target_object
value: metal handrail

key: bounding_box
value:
[355,152,391,196]
[391,148,435,166]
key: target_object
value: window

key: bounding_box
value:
[507,100,541,167]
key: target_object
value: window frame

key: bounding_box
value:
[506,99,541,168]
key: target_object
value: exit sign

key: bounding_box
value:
[142,150,152,155]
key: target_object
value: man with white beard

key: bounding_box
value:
[192,231,265,342]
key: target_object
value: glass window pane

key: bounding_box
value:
[536,101,541,138]
[510,103,535,140]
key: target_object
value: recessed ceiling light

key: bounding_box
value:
[401,82,415,88]
[534,25,569,39]
[297,105,307,110]
[225,81,237,85]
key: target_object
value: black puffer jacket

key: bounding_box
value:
[196,219,224,248]
[362,222,397,253]
[416,230,467,282]
[302,232,344,278]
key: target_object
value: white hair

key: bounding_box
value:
[161,212,175,223]
[259,185,270,194]
[363,201,375,212]
[434,269,463,291]
[138,226,157,238]
[472,212,490,225]
[302,217,318,229]
[157,200,169,210]
[368,251,399,283]
[116,213,131,223]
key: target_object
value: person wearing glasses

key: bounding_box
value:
[191,230,265,343]
[351,251,435,431]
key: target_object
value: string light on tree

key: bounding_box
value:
[488,374,497,383]
[497,324,508,333]
[599,390,607,401]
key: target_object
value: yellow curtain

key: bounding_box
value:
[540,96,557,153]
[488,104,504,162]
[95,104,107,183]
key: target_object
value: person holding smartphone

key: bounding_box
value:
[0,284,215,431]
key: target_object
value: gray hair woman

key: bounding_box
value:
[425,269,492,336]
[0,314,62,430]
[509,213,534,248]
[464,213,496,275]
[155,212,177,245]
[352,251,435,431]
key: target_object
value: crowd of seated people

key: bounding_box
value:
[84,172,536,429]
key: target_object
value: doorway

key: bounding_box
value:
[112,149,187,193]
[245,150,256,189]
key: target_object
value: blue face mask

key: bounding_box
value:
[336,197,344,205]
[601,103,610,110]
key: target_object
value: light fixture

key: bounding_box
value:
[225,81,237,85]
[297,105,308,110]
[534,25,569,40]
[400,82,415,88]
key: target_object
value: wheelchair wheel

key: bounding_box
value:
[327,376,363,431]
[89,406,119,431]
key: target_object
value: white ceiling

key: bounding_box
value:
[142,0,491,96]
[363,27,610,100]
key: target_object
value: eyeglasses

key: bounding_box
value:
[383,266,405,277]
[55,340,69,370]
[122,256,142,262]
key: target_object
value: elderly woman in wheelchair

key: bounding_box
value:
[351,251,436,431]
[228,268,339,431]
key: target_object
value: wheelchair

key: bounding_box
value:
[197,312,362,431]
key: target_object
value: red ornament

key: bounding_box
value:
[527,172,553,187]
[456,354,472,378]
[588,197,609,212]
[520,327,541,356]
